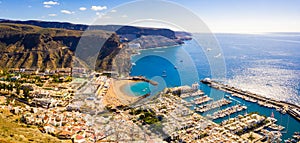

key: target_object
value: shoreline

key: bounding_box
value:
[137,44,182,51]
[103,79,140,107]
[129,43,186,63]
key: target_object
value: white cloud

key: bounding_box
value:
[110,9,117,13]
[79,7,87,11]
[61,10,74,14]
[95,12,111,19]
[44,5,51,8]
[48,14,57,17]
[91,5,107,11]
[43,1,59,5]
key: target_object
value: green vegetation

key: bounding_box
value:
[23,87,30,100]
[200,133,208,138]
[129,108,160,125]
[248,133,255,141]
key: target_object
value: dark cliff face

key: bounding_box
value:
[0,23,122,72]
[116,26,176,39]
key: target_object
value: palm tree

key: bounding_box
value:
[0,83,4,91]
[3,84,8,92]
[7,83,13,94]
[248,133,255,141]
[23,87,30,100]
[15,82,21,95]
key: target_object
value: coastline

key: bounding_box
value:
[137,44,181,51]
[103,79,140,107]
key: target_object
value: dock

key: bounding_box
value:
[180,90,204,98]
[192,95,212,105]
[200,78,300,121]
[210,104,247,120]
[195,99,231,113]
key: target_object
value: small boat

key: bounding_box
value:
[180,60,183,62]
[174,66,178,69]
[162,70,167,77]
[275,107,281,111]
[142,88,147,92]
[132,63,136,66]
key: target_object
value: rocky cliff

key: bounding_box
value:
[0,23,123,72]
[0,20,191,76]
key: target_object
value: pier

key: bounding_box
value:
[192,95,212,105]
[195,99,232,113]
[200,78,300,121]
[127,76,158,86]
[180,90,204,98]
[210,104,247,120]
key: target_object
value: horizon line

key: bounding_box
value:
[1,18,300,34]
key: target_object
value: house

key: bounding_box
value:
[44,124,55,134]
[73,134,86,143]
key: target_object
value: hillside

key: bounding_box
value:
[0,109,70,143]
[0,20,191,75]
[0,19,191,45]
[0,23,120,71]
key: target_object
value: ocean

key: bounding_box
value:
[127,33,300,140]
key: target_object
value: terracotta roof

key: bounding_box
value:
[76,134,84,140]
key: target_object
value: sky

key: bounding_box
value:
[0,0,300,33]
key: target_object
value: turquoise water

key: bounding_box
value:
[123,82,152,96]
[128,33,300,140]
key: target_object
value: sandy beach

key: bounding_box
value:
[103,79,139,107]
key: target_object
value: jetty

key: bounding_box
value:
[128,76,158,86]
[210,104,247,120]
[194,99,232,113]
[200,78,300,121]
[192,95,212,105]
[180,90,204,98]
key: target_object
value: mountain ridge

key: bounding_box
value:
[0,19,191,75]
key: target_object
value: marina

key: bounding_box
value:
[194,98,232,113]
[129,39,300,141]
[180,90,204,98]
[209,104,247,120]
[201,78,300,122]
[192,95,212,105]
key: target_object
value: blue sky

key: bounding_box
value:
[0,0,299,33]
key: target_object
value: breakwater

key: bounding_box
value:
[127,76,158,86]
[200,78,300,121]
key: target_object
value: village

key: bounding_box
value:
[0,68,294,142]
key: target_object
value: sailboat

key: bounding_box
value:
[271,111,275,118]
